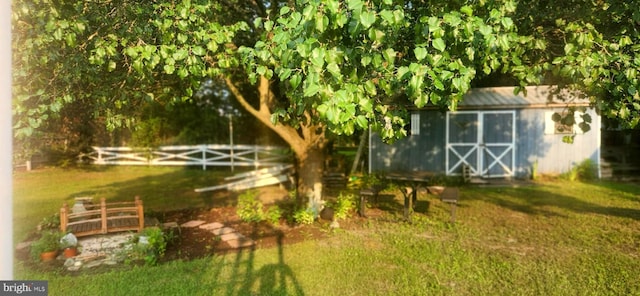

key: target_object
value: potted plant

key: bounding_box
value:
[60,232,79,258]
[30,230,62,262]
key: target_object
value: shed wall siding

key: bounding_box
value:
[516,108,600,177]
[371,108,600,178]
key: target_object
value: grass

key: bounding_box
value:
[13,166,640,295]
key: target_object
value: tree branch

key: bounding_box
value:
[224,76,307,155]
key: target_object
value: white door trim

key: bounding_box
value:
[446,110,516,178]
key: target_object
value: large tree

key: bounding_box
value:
[13,0,640,208]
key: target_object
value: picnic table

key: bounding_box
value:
[384,171,436,222]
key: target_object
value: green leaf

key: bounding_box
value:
[383,48,396,65]
[397,66,410,79]
[256,65,267,76]
[327,63,341,79]
[460,5,473,16]
[355,115,368,129]
[278,68,292,80]
[361,55,372,67]
[192,46,205,56]
[316,15,329,32]
[163,64,175,74]
[347,0,363,11]
[433,78,444,91]
[173,49,188,61]
[360,11,376,28]
[564,43,575,54]
[302,4,316,20]
[280,6,291,15]
[414,93,428,108]
[296,43,311,58]
[497,35,509,50]
[359,97,373,113]
[325,0,340,13]
[432,38,446,52]
[414,47,428,61]
[364,80,377,95]
[501,17,514,30]
[479,25,492,36]
[303,83,321,97]
[311,48,325,66]
[290,74,302,89]
[107,61,116,72]
[380,10,394,24]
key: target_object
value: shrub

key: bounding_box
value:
[37,213,60,232]
[293,208,315,225]
[332,192,356,220]
[128,227,168,266]
[236,190,264,223]
[265,205,282,225]
[563,159,597,182]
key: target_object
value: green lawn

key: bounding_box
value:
[13,166,640,295]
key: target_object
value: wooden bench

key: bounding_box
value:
[358,185,385,217]
[60,196,144,237]
[439,187,459,223]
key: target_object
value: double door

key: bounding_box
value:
[446,111,515,178]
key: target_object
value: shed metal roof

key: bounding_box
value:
[457,85,591,110]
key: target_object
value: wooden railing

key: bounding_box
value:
[60,197,144,237]
[78,144,291,170]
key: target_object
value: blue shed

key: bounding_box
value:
[369,85,602,179]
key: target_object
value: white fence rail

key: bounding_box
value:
[79,145,291,170]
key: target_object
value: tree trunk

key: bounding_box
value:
[350,131,368,175]
[225,76,328,212]
[294,145,326,213]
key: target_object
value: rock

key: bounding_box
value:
[320,207,335,221]
[64,258,76,267]
[15,241,33,251]
[219,232,244,242]
[84,260,103,269]
[180,220,206,228]
[211,227,235,236]
[199,222,224,231]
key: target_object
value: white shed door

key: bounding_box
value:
[446,111,515,178]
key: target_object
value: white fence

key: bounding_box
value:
[78,145,291,170]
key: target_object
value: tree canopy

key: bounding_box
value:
[12,0,640,202]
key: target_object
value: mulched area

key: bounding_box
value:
[15,186,408,273]
[156,206,332,261]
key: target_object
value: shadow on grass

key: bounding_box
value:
[464,183,640,221]
[204,224,305,296]
[65,166,250,211]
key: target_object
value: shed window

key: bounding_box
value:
[411,113,420,135]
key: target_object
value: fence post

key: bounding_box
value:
[100,198,107,234]
[135,196,144,232]
[60,203,69,233]
[201,145,206,171]
[96,147,102,163]
[254,146,259,170]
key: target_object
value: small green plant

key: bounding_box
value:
[30,230,62,260]
[563,159,596,182]
[265,205,282,225]
[236,190,265,223]
[332,192,356,220]
[293,208,315,225]
[36,213,60,232]
[128,227,168,266]
[531,160,539,181]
